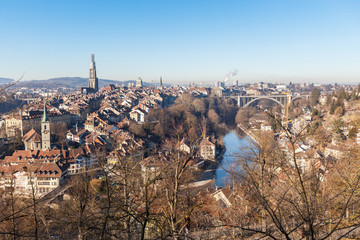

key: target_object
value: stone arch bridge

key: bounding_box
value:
[226,94,309,107]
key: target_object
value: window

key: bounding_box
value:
[44,125,46,130]
[38,182,50,185]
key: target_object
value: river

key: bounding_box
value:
[215,130,256,187]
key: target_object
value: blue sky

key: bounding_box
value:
[1,0,360,84]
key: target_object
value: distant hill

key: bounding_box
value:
[1,77,171,90]
[0,78,14,85]
[14,77,135,89]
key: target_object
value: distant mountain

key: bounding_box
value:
[0,78,14,85]
[14,77,135,89]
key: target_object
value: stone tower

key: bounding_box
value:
[159,76,163,91]
[41,101,51,150]
[89,54,99,92]
[136,77,143,88]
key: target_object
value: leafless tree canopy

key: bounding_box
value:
[0,76,22,103]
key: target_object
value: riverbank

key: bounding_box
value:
[193,129,257,187]
[215,131,258,186]
[237,124,260,145]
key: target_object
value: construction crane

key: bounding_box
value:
[280,92,291,128]
[286,94,291,129]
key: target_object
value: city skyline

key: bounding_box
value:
[1,0,360,84]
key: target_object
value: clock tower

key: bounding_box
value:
[41,101,51,150]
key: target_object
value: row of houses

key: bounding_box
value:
[0,146,100,197]
[3,93,102,138]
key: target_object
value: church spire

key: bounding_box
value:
[90,54,95,69]
[41,100,49,122]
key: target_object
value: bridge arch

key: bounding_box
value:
[291,95,308,101]
[243,96,285,108]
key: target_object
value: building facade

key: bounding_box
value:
[199,137,216,160]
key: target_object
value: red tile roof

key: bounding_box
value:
[22,129,41,143]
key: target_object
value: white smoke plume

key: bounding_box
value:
[224,69,238,82]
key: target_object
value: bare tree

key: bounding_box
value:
[53,174,98,240]
[222,116,360,239]
[0,76,22,103]
[156,141,200,239]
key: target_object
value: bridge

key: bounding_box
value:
[226,94,309,107]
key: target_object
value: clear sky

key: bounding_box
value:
[1,0,360,84]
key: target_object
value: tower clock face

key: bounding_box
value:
[44,130,48,134]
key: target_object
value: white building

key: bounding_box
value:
[0,162,64,197]
[199,137,216,160]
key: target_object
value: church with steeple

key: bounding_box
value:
[22,101,51,150]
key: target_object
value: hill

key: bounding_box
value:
[15,77,135,89]
[0,78,14,85]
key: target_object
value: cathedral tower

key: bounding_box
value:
[89,54,99,92]
[159,76,163,91]
[136,77,143,88]
[41,101,51,150]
